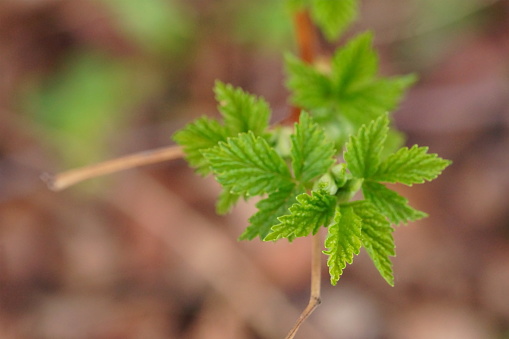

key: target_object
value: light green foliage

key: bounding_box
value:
[309,0,358,41]
[174,82,273,177]
[265,189,336,241]
[177,89,450,285]
[173,117,229,175]
[286,32,416,141]
[362,181,427,224]
[241,184,304,240]
[330,33,415,127]
[344,114,450,185]
[215,81,270,136]
[337,116,449,283]
[203,132,292,196]
[344,115,449,228]
[285,54,333,109]
[339,78,417,128]
[324,206,362,285]
[332,33,378,93]
[344,115,388,178]
[340,75,417,128]
[175,1,452,287]
[291,112,336,183]
[351,201,396,286]
[372,145,452,185]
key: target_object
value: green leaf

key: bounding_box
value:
[350,201,395,286]
[285,31,416,141]
[340,75,417,127]
[323,206,362,285]
[362,181,427,224]
[291,112,336,183]
[285,35,416,133]
[265,189,336,241]
[240,184,304,240]
[332,32,378,93]
[173,116,230,175]
[371,145,452,185]
[309,0,358,41]
[382,129,406,160]
[216,188,241,215]
[202,132,292,196]
[344,115,388,179]
[285,54,333,109]
[360,75,417,111]
[214,81,270,136]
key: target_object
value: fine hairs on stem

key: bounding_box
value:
[44,145,184,191]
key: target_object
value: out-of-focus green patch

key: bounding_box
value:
[417,0,481,30]
[398,0,485,71]
[23,52,142,169]
[230,0,293,52]
[99,0,194,57]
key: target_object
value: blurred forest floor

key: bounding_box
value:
[1,0,509,338]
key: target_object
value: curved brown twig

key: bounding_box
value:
[44,145,184,191]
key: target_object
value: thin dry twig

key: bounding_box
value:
[285,233,322,339]
[43,145,184,191]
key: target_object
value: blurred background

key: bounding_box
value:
[1,0,509,338]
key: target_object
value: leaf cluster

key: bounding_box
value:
[173,3,451,286]
[175,78,450,286]
[286,32,416,151]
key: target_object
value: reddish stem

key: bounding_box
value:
[294,10,316,63]
[284,10,318,125]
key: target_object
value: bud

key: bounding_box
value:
[331,163,349,187]
[335,177,363,202]
[314,173,338,195]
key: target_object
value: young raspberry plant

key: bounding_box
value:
[173,1,451,337]
[174,87,450,287]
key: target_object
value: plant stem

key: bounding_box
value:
[285,9,318,125]
[284,233,322,339]
[282,10,322,338]
[43,145,184,191]
[294,9,316,63]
